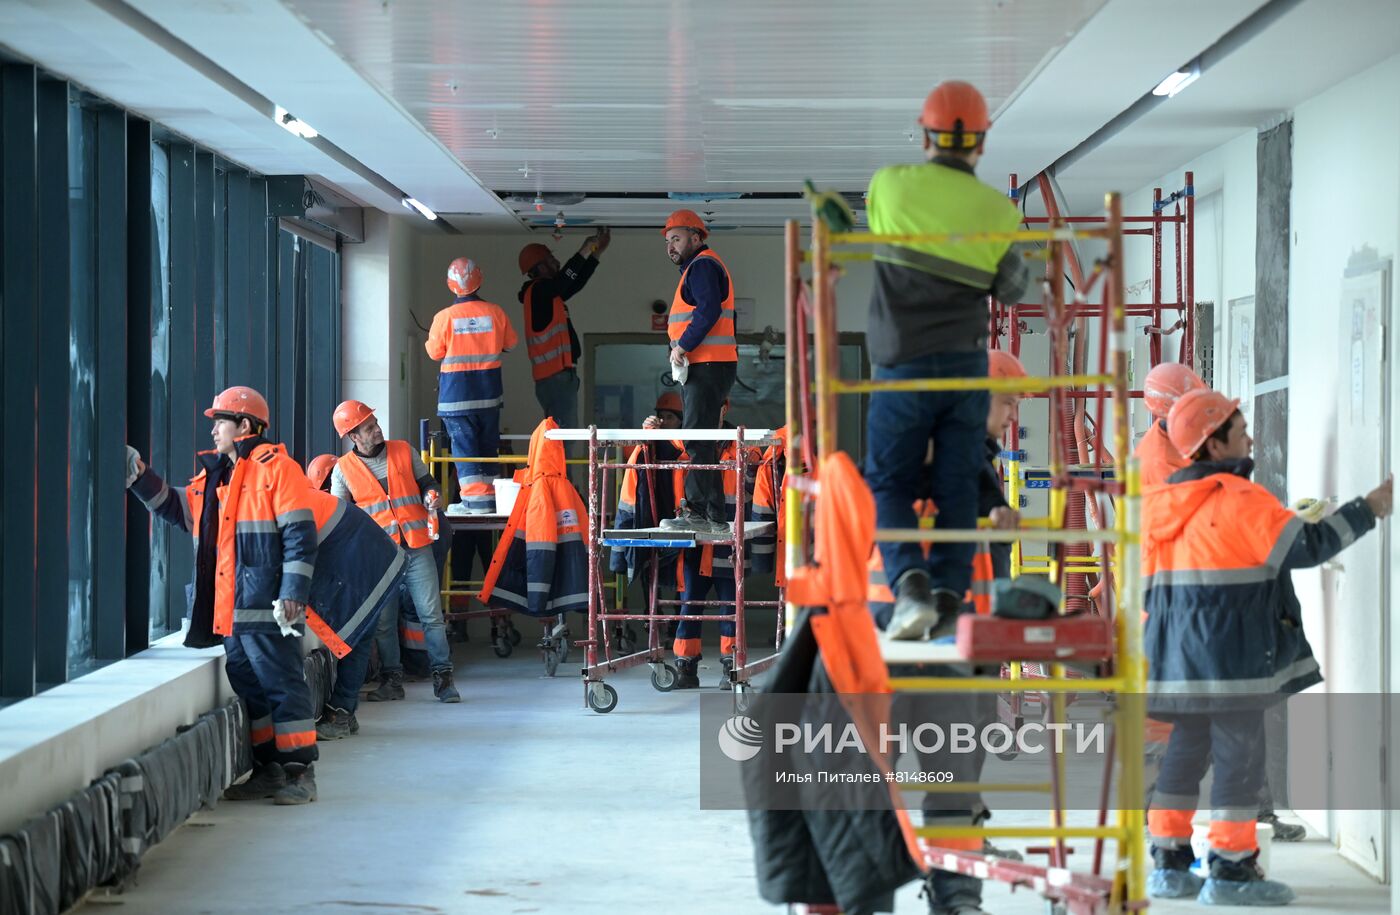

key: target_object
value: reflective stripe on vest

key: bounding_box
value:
[523,285,575,381]
[668,249,737,364]
[337,441,434,550]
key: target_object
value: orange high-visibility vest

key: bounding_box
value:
[337,441,434,550]
[669,249,738,364]
[522,284,575,381]
[967,546,994,615]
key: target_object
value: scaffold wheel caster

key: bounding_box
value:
[651,663,678,692]
[588,681,618,714]
[492,635,513,658]
[556,633,571,664]
[996,748,1019,762]
[543,648,560,678]
[507,623,523,646]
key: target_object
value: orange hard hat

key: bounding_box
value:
[333,399,377,438]
[518,243,554,275]
[988,349,1027,379]
[306,454,337,490]
[205,386,270,426]
[446,257,483,296]
[661,209,708,239]
[655,392,683,415]
[1167,388,1240,459]
[919,80,991,146]
[1143,362,1206,420]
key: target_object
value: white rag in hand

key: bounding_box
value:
[671,353,689,385]
[273,600,305,638]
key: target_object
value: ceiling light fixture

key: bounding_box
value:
[1152,60,1201,98]
[274,105,319,139]
[402,197,438,221]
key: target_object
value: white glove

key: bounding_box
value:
[671,352,689,386]
[125,446,145,488]
[272,599,305,638]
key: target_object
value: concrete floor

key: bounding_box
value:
[77,635,1390,915]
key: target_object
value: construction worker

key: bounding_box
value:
[329,400,460,704]
[1144,388,1392,905]
[672,400,762,688]
[660,208,739,535]
[517,228,611,428]
[1136,362,1207,486]
[611,391,686,580]
[1133,365,1308,842]
[864,80,1031,642]
[426,257,518,515]
[126,386,405,804]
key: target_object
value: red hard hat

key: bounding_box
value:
[333,400,376,438]
[518,243,554,275]
[1143,362,1206,420]
[919,80,991,144]
[446,257,483,296]
[655,392,683,415]
[988,350,1027,379]
[1167,388,1240,459]
[205,386,270,426]
[661,209,708,239]
[306,454,337,490]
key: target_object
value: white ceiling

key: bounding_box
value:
[1055,0,1400,214]
[2,0,1395,232]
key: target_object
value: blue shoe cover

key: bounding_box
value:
[1148,868,1204,898]
[1199,876,1297,906]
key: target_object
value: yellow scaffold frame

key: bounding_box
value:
[781,194,1147,912]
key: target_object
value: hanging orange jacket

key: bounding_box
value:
[668,249,738,364]
[478,418,590,617]
[785,451,923,867]
[967,546,994,615]
[522,284,575,382]
[337,440,435,550]
[1134,419,1189,487]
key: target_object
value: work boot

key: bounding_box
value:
[445,502,470,517]
[315,706,352,740]
[660,503,728,535]
[1147,844,1205,899]
[1198,851,1295,906]
[718,655,735,689]
[348,710,360,735]
[886,570,942,640]
[365,670,405,702]
[433,669,461,703]
[273,763,317,806]
[674,656,701,690]
[1258,811,1307,842]
[223,762,286,800]
[921,869,985,914]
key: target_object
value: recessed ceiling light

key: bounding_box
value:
[1152,61,1201,98]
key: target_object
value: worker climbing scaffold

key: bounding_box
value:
[770,147,1148,912]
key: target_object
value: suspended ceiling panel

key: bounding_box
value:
[287,0,1108,198]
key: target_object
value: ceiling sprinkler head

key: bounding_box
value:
[446,79,459,94]
[554,211,566,228]
[485,127,499,139]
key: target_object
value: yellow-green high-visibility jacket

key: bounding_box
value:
[865,157,1028,364]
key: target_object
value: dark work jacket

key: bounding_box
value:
[746,610,919,914]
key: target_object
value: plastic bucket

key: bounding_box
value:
[493,478,521,516]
